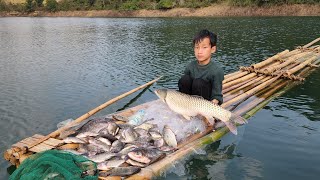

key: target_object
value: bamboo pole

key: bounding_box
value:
[303,37,320,48]
[250,50,289,69]
[284,56,317,77]
[223,71,249,84]
[223,73,257,89]
[223,76,272,103]
[224,71,242,79]
[25,77,162,151]
[222,74,282,108]
[259,52,310,74]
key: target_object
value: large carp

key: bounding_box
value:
[154,89,246,135]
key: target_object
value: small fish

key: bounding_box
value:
[44,172,60,180]
[119,144,137,155]
[96,137,112,146]
[112,114,129,122]
[135,128,150,137]
[110,140,125,153]
[120,127,138,143]
[76,132,99,139]
[162,125,178,148]
[63,137,86,144]
[88,138,110,152]
[78,117,113,134]
[99,167,141,177]
[134,123,157,131]
[127,147,166,164]
[154,138,165,148]
[149,131,162,140]
[126,158,147,167]
[155,89,247,135]
[88,152,119,163]
[106,122,120,136]
[97,159,125,171]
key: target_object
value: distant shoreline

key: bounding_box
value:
[1,4,320,17]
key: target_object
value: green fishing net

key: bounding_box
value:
[9,150,98,180]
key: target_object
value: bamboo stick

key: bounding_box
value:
[25,77,162,151]
[222,77,255,94]
[224,71,242,79]
[303,37,320,48]
[223,76,272,103]
[250,50,289,69]
[223,73,257,89]
[223,71,249,84]
[224,76,267,97]
[259,52,310,74]
[284,56,317,77]
[222,75,282,108]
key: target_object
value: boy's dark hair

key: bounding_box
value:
[193,29,217,47]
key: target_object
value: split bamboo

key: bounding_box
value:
[250,50,289,69]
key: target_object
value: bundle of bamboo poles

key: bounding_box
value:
[3,38,320,180]
[126,38,320,179]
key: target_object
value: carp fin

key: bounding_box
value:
[224,121,238,135]
[230,113,247,125]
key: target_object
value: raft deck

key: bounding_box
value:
[3,38,320,179]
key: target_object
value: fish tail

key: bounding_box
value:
[230,113,247,125]
[224,121,238,135]
[224,113,247,135]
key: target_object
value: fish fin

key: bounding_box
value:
[230,113,247,125]
[224,121,238,135]
[182,115,191,120]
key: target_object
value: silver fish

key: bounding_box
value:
[99,167,141,177]
[126,158,147,167]
[134,123,157,131]
[76,132,99,139]
[120,127,138,143]
[155,89,247,135]
[63,137,86,144]
[162,125,178,148]
[127,147,166,164]
[97,159,125,171]
[112,114,129,122]
[78,117,113,134]
[87,152,119,163]
[110,140,125,153]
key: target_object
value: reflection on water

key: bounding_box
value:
[1,17,320,179]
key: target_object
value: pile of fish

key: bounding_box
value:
[59,110,179,177]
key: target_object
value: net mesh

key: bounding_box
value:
[9,150,97,180]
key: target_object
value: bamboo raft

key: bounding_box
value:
[4,38,320,179]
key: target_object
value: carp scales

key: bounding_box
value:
[154,89,247,135]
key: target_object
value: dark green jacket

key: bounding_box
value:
[184,60,224,104]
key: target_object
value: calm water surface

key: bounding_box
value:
[1,17,320,179]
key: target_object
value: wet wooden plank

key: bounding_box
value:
[29,143,55,153]
[42,138,64,147]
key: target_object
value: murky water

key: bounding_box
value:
[1,17,319,179]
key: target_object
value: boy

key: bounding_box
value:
[178,29,224,105]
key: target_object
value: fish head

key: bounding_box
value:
[128,150,151,164]
[154,89,168,102]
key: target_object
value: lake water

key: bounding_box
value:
[0,17,319,179]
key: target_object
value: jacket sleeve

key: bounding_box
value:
[211,69,224,105]
[184,62,191,75]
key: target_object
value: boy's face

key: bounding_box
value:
[194,37,216,65]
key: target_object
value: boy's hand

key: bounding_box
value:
[212,99,219,105]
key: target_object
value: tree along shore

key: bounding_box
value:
[1,1,320,17]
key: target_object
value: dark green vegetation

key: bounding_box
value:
[0,0,319,13]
